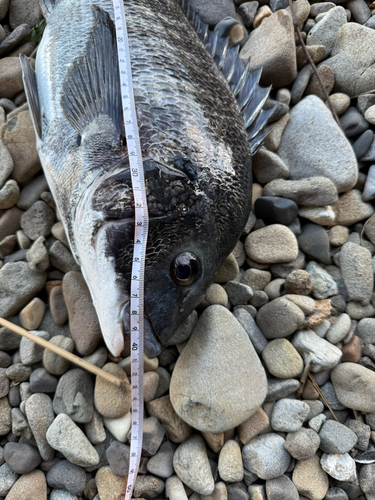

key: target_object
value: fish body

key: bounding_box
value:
[21,0,271,356]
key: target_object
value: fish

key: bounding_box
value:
[20,0,273,358]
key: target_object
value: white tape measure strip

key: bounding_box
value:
[112,2,148,498]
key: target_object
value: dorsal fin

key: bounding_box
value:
[60,5,124,137]
[175,0,274,154]
[19,54,42,140]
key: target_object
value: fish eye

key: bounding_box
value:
[171,252,200,286]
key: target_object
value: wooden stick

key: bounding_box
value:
[0,317,126,389]
[308,373,339,422]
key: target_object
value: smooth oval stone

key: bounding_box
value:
[331,363,375,412]
[170,305,267,433]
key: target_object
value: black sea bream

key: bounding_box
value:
[21,0,273,357]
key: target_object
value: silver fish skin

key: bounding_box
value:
[21,0,258,357]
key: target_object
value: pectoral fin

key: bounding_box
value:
[19,54,42,141]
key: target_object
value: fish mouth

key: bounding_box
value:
[121,301,163,358]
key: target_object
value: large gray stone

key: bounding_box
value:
[324,23,375,97]
[331,363,375,412]
[306,6,347,55]
[339,242,373,305]
[0,262,46,317]
[170,305,267,433]
[277,96,357,193]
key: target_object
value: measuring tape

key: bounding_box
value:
[112,1,148,498]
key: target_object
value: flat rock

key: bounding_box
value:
[339,242,373,305]
[20,330,49,365]
[240,10,297,88]
[331,363,375,412]
[263,177,338,206]
[0,262,46,317]
[19,297,45,330]
[292,329,342,372]
[173,434,214,496]
[292,455,329,500]
[5,470,47,500]
[63,271,102,355]
[170,305,267,433]
[324,23,375,97]
[245,224,298,264]
[277,95,357,193]
[46,413,99,467]
[242,432,291,480]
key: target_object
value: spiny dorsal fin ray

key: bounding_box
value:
[60,5,124,137]
[175,0,275,153]
[20,54,42,140]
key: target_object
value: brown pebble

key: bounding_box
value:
[5,469,47,500]
[284,269,312,295]
[94,363,131,419]
[237,408,270,445]
[0,206,23,241]
[341,335,362,363]
[45,280,62,295]
[305,65,335,101]
[143,371,159,403]
[304,299,331,328]
[19,297,45,330]
[49,285,68,326]
[146,395,192,443]
[302,379,319,400]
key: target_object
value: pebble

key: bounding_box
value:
[0,262,46,317]
[362,164,375,201]
[252,148,289,184]
[43,335,74,375]
[319,420,358,453]
[242,433,291,480]
[46,413,99,467]
[0,462,18,496]
[0,58,25,100]
[94,363,131,419]
[225,281,253,306]
[329,93,351,116]
[297,45,326,70]
[245,224,298,264]
[141,415,165,455]
[105,441,129,476]
[170,305,267,433]
[9,0,43,28]
[345,0,371,24]
[298,223,331,265]
[4,442,41,474]
[53,368,95,423]
[214,253,239,283]
[292,329,342,372]
[147,440,175,478]
[238,1,259,27]
[30,367,58,393]
[27,236,49,272]
[173,434,214,496]
[6,362,31,382]
[321,453,357,482]
[217,440,243,483]
[341,335,362,363]
[284,428,321,460]
[305,65,335,101]
[324,23,375,97]
[147,395,192,443]
[253,5,272,28]
[331,362,375,412]
[263,113,290,151]
[95,466,127,500]
[306,261,338,299]
[256,297,305,339]
[263,177,338,206]
[25,393,55,461]
[49,241,79,273]
[165,476,188,500]
[50,491,78,500]
[340,242,373,304]
[17,175,48,211]
[20,200,55,241]
[62,271,101,355]
[237,407,269,445]
[359,463,375,493]
[326,313,351,343]
[103,411,131,442]
[328,226,349,246]
[0,140,13,188]
[203,283,228,308]
[277,96,357,193]
[365,105,375,125]
[340,106,369,138]
[309,414,327,433]
[240,10,296,88]
[262,339,303,378]
[271,399,310,432]
[0,180,19,209]
[46,460,86,495]
[188,0,237,25]
[134,475,165,499]
[0,207,23,242]
[254,197,298,226]
[19,297,45,331]
[293,454,329,500]
[5,469,47,500]
[345,419,371,450]
[241,269,271,291]
[266,474,299,500]
[19,330,49,365]
[307,6,347,55]
[266,378,300,402]
[167,311,198,346]
[358,93,375,115]
[85,411,106,445]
